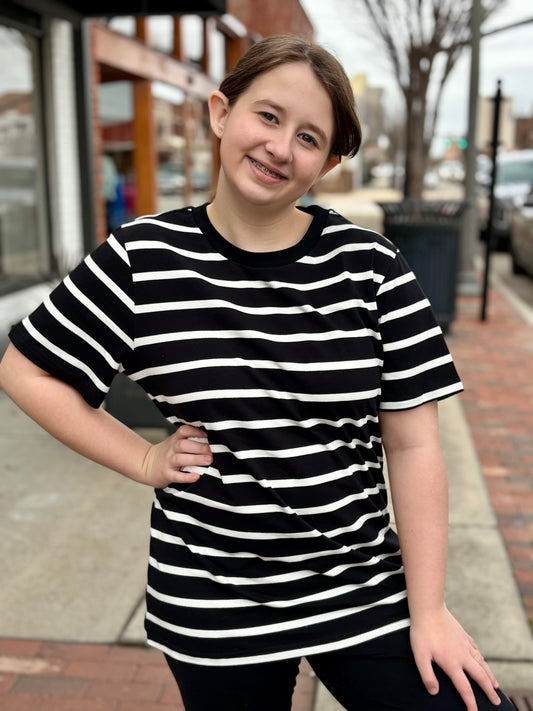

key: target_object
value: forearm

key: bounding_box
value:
[387,442,449,619]
[0,345,152,484]
[380,402,449,620]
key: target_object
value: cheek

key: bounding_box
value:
[219,122,259,164]
[299,153,330,181]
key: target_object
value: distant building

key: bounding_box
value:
[515,116,533,150]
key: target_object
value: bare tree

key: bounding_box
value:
[357,0,505,198]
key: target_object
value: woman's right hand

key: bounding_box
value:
[140,425,212,489]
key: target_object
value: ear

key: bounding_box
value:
[208,90,231,139]
[318,154,341,180]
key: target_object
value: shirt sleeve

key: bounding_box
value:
[376,248,463,410]
[9,232,134,408]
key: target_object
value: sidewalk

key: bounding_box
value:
[1,280,532,710]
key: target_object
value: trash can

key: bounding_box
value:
[378,200,466,332]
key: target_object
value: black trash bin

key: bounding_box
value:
[378,200,465,332]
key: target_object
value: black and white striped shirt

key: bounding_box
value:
[10,204,463,665]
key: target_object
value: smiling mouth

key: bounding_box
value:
[249,157,286,180]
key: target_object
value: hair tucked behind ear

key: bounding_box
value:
[218,35,362,159]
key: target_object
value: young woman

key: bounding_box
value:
[0,35,514,711]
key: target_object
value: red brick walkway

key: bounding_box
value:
[0,638,315,711]
[448,289,533,625]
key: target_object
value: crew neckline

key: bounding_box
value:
[192,203,328,268]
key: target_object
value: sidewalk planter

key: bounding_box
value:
[105,372,173,431]
[378,200,465,332]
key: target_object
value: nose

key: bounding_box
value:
[265,130,293,164]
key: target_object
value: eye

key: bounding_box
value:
[299,133,318,147]
[260,112,277,123]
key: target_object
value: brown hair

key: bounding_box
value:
[218,35,362,159]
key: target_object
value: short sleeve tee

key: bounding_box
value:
[10,204,463,665]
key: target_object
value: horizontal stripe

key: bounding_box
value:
[382,326,442,352]
[165,482,385,517]
[130,356,382,381]
[380,382,464,410]
[379,298,430,324]
[132,268,380,292]
[381,354,453,381]
[176,459,382,491]
[211,460,382,489]
[151,386,381,406]
[135,296,377,316]
[376,271,416,295]
[300,237,396,264]
[122,216,203,233]
[148,616,410,667]
[135,326,380,348]
[127,238,223,261]
[208,436,379,461]
[171,414,379,432]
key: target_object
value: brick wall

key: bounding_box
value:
[228,0,314,39]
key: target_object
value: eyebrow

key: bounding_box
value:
[252,100,329,146]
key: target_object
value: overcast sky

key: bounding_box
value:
[299,0,533,141]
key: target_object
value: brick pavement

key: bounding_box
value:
[448,289,533,626]
[0,637,315,710]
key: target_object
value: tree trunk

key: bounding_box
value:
[403,57,430,199]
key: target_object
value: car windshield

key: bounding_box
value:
[496,160,533,185]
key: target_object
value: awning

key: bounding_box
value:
[9,0,226,24]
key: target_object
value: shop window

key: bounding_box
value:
[0,25,50,294]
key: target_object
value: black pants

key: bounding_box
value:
[164,628,515,711]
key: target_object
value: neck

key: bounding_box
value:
[207,184,310,253]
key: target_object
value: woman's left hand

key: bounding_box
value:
[409,605,501,711]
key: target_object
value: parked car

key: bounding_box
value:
[510,189,533,276]
[492,149,533,248]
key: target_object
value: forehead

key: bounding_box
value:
[240,63,333,128]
